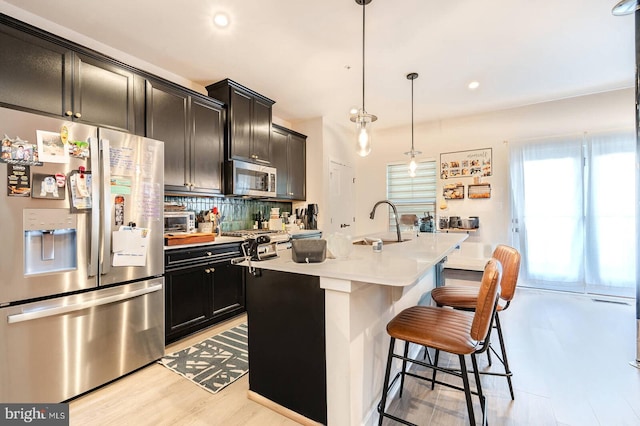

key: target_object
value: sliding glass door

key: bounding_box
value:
[510,131,636,297]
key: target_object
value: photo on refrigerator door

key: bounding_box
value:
[37,130,69,164]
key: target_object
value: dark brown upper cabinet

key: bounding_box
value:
[146,79,225,195]
[0,16,141,134]
[271,124,307,200]
[206,79,275,165]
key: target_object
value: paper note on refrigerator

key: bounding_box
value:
[112,226,150,267]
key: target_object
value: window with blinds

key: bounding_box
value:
[386,161,437,230]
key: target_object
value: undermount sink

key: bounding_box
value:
[352,238,411,246]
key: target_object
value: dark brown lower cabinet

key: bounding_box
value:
[164,244,245,344]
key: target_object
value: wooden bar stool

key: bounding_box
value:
[431,244,521,400]
[377,259,502,426]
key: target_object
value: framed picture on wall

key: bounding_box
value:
[440,148,492,179]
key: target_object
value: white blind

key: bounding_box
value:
[386,161,437,228]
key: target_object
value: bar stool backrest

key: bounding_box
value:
[492,245,521,303]
[470,259,502,342]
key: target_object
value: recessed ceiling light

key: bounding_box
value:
[213,13,230,28]
[468,81,480,90]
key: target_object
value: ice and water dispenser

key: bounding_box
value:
[23,209,77,275]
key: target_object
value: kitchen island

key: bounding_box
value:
[244,231,467,425]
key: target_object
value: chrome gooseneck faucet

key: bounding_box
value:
[369,200,402,242]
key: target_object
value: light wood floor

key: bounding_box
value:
[69,285,640,426]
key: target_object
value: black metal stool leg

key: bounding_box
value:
[431,349,440,390]
[459,355,476,426]
[423,346,434,364]
[400,341,409,398]
[494,312,515,400]
[471,353,486,421]
[378,337,396,426]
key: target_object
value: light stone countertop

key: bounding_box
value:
[247,231,468,287]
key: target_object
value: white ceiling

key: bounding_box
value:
[2,0,636,130]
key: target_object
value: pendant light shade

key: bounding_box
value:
[612,0,639,15]
[350,0,377,157]
[355,111,375,156]
[404,72,421,177]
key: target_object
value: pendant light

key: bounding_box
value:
[350,0,377,157]
[404,72,421,177]
[612,0,639,15]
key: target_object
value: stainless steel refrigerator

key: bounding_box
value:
[0,106,165,403]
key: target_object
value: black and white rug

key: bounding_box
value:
[160,323,249,394]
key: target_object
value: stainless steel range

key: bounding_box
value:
[222,229,289,241]
[223,230,290,262]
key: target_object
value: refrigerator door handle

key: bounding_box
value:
[88,136,101,277]
[7,284,163,324]
[101,137,112,276]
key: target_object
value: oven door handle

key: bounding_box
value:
[7,284,163,324]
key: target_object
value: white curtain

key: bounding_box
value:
[585,132,636,295]
[510,131,636,296]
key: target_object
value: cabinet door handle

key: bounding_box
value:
[288,192,294,196]
[206,252,212,256]
[205,269,211,274]
[184,182,191,187]
[74,112,82,119]
[65,110,73,117]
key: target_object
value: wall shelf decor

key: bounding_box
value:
[468,183,491,199]
[443,183,465,199]
[440,147,492,179]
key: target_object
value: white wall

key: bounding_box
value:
[292,117,354,231]
[355,88,635,252]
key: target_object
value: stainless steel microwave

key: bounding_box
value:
[224,160,277,197]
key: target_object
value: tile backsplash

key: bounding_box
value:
[165,195,293,231]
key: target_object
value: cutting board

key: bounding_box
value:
[164,233,216,246]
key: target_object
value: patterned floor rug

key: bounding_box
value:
[160,323,249,394]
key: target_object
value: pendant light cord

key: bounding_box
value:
[362,1,366,112]
[411,77,414,151]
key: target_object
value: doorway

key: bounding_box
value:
[327,160,355,235]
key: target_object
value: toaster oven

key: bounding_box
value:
[164,211,196,234]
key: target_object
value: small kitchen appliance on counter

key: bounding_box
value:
[419,212,435,232]
[306,203,319,230]
[164,211,196,234]
[449,216,462,228]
